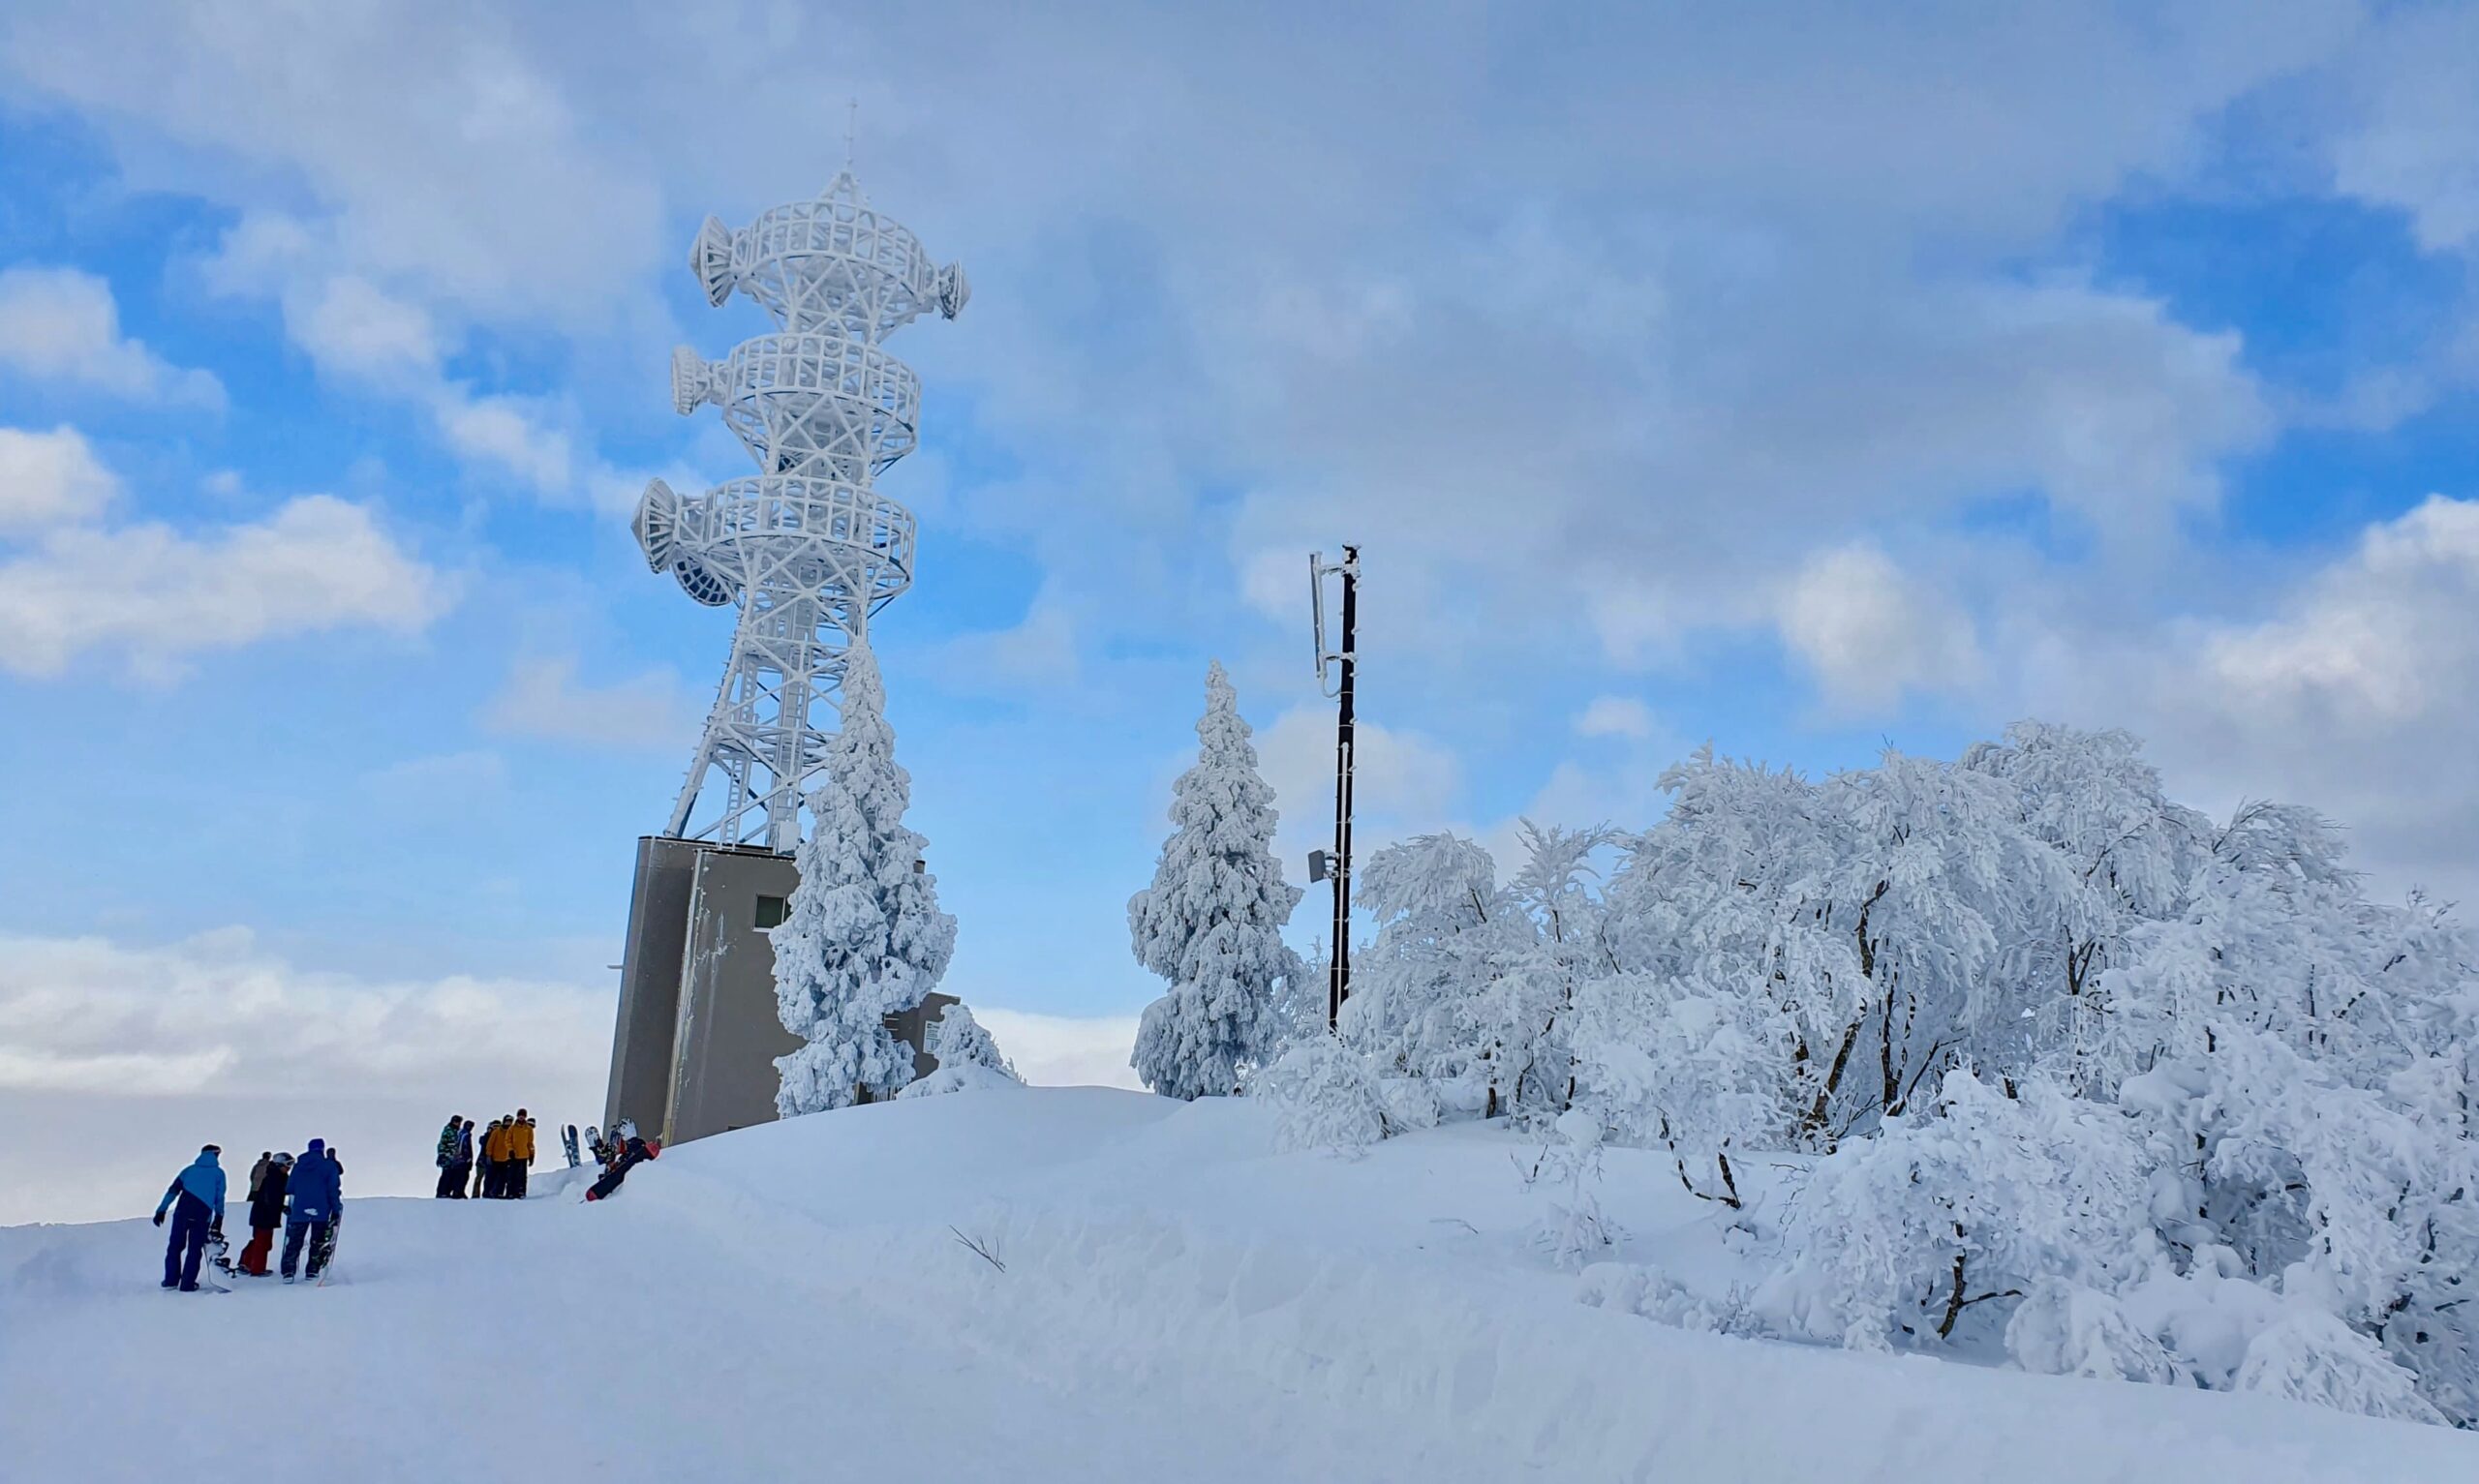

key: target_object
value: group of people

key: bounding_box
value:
[146,1108,659,1292]
[154,1139,344,1290]
[432,1110,555,1199]
[429,1110,664,1202]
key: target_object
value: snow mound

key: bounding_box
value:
[5,1088,2469,1482]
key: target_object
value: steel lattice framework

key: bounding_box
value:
[636,171,967,850]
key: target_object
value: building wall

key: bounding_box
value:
[665,844,803,1143]
[608,834,960,1147]
[603,835,697,1137]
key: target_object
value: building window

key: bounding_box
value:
[753,894,788,929]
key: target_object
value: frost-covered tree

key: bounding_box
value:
[1760,1071,2159,1351]
[1342,825,1615,1125]
[1560,725,2479,1425]
[1342,832,1512,1107]
[1128,661,1305,1099]
[772,639,957,1115]
[931,1002,1017,1080]
[901,1004,1023,1099]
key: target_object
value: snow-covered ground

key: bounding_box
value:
[4,1087,2469,1482]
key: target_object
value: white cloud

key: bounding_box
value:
[1778,543,1980,714]
[2201,497,2479,723]
[1573,696,1656,741]
[0,265,224,408]
[2023,497,2479,907]
[482,654,696,749]
[970,1008,1142,1090]
[0,926,609,1223]
[0,493,451,680]
[928,591,1082,693]
[2328,6,2479,254]
[0,424,118,532]
[203,217,617,507]
[290,269,444,378]
[1257,701,1463,870]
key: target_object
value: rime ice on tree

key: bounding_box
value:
[772,641,956,1115]
[636,173,968,851]
[1128,661,1305,1099]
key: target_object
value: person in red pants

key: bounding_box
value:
[235,1151,291,1276]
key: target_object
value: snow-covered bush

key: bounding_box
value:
[1759,1071,2158,1351]
[1251,1034,1390,1153]
[901,1004,1024,1100]
[2005,1281,2178,1383]
[1128,661,1305,1099]
[1341,823,1614,1127]
[772,640,957,1115]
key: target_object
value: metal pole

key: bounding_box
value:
[1329,546,1358,1029]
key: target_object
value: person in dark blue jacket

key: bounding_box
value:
[153,1145,226,1291]
[280,1137,342,1283]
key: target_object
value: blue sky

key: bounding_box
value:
[3,1,2477,1216]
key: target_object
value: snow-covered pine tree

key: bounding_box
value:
[772,638,958,1115]
[1128,660,1305,1100]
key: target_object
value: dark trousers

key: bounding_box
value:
[470,1159,486,1198]
[481,1159,502,1198]
[509,1163,528,1199]
[282,1218,332,1279]
[162,1193,212,1288]
[435,1164,461,1197]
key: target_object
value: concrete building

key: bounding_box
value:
[604,835,954,1145]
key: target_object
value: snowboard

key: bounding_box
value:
[312,1212,343,1287]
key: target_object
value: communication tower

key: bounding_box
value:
[636,171,968,851]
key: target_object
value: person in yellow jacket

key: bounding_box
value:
[507,1110,537,1199]
[480,1117,511,1198]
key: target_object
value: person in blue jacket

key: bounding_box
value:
[280,1137,342,1284]
[153,1144,226,1291]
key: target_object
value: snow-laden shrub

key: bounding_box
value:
[1340,823,1617,1129]
[1577,1260,1739,1335]
[901,1005,1025,1099]
[2005,1281,2177,1382]
[1532,1108,1618,1269]
[1251,1034,1389,1153]
[1570,971,1799,1209]
[2233,1307,2443,1425]
[900,1061,1025,1100]
[1759,1072,2157,1351]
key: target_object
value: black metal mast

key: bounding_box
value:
[1327,546,1358,1028]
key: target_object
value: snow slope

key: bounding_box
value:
[4,1087,2470,1482]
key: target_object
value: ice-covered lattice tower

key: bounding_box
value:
[636,172,967,850]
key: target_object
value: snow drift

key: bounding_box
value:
[4,1087,2470,1482]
